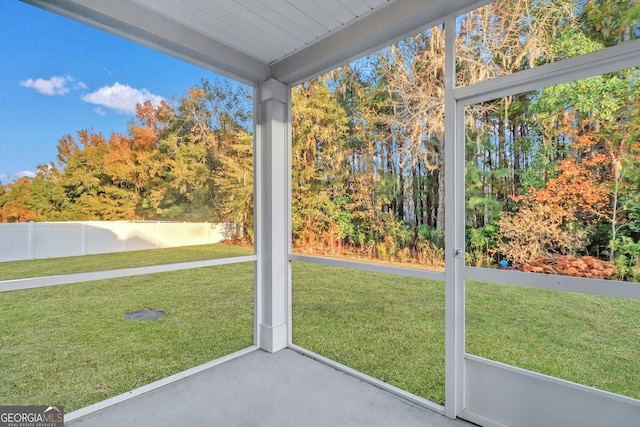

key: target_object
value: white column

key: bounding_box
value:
[255,78,290,353]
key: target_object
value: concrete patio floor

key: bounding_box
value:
[66,348,475,427]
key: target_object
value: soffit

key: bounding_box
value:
[22,0,484,86]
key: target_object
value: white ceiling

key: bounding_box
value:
[22,0,483,86]
[130,0,393,65]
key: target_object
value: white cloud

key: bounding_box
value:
[16,170,36,179]
[94,107,106,116]
[0,172,8,181]
[81,82,164,115]
[20,75,84,96]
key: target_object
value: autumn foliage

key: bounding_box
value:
[2,1,640,280]
[0,80,253,231]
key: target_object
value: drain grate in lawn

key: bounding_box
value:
[125,309,165,319]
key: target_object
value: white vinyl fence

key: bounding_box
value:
[0,221,243,262]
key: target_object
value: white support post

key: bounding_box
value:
[444,14,466,419]
[255,78,290,353]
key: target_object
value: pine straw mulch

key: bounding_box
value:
[514,255,616,279]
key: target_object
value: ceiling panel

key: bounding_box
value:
[334,0,375,18]
[231,0,319,45]
[23,0,485,85]
[292,0,343,30]
[131,0,288,62]
[130,0,392,64]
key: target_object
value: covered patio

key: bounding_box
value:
[18,1,640,426]
[65,348,472,426]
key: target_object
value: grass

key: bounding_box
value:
[292,263,640,405]
[465,281,640,398]
[0,245,254,412]
[0,243,253,280]
[292,263,447,403]
[1,250,639,411]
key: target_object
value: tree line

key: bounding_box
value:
[1,80,254,235]
[290,0,640,280]
[2,0,640,280]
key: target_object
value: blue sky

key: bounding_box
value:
[1,1,243,183]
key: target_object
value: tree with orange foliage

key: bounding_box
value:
[501,38,640,270]
[0,177,36,222]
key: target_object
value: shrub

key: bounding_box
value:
[611,236,640,281]
[496,203,588,264]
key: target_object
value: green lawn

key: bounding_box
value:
[292,263,640,405]
[1,250,639,412]
[465,281,640,399]
[0,243,253,281]
[292,263,447,403]
[1,245,254,412]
